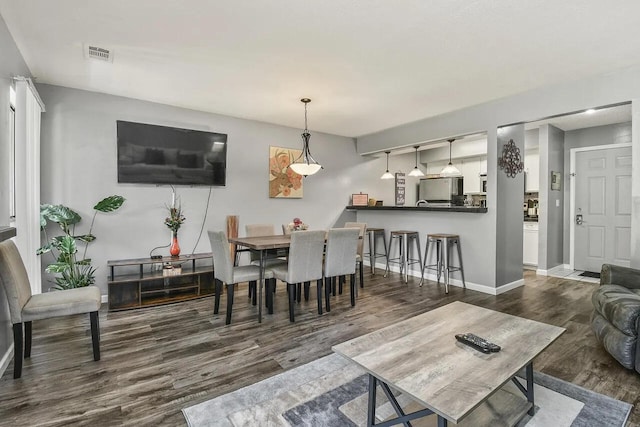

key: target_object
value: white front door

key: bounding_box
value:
[573,146,632,272]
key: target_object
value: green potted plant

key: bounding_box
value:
[37,195,125,290]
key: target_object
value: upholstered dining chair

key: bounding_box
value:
[208,231,274,324]
[344,222,367,288]
[0,240,101,379]
[244,224,287,304]
[324,228,360,312]
[268,230,325,322]
[245,224,288,266]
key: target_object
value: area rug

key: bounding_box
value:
[182,353,631,427]
[579,271,601,279]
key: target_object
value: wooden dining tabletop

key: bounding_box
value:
[228,234,292,250]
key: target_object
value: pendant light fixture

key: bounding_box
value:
[380,151,394,179]
[408,145,425,177]
[440,138,462,177]
[289,98,322,177]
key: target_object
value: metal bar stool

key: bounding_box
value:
[422,233,465,293]
[365,227,388,275]
[384,230,423,284]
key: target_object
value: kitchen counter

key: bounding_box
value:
[0,226,16,242]
[346,205,487,213]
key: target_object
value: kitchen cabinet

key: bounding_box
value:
[525,151,539,192]
[523,222,539,266]
[460,158,481,194]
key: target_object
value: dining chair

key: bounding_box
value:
[208,231,275,324]
[267,230,325,322]
[345,222,367,289]
[244,224,287,303]
[324,228,359,312]
[282,224,292,235]
[0,240,102,379]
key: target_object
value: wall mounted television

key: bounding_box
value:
[117,120,227,186]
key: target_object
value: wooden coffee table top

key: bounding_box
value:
[332,301,565,424]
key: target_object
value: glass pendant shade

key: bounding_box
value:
[440,139,461,177]
[380,151,394,179]
[408,146,424,177]
[289,98,322,177]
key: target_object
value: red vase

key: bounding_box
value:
[170,232,181,257]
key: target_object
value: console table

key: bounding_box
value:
[107,253,214,311]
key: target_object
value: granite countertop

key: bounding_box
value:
[0,226,16,242]
[346,205,487,213]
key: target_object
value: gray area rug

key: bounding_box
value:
[183,353,632,427]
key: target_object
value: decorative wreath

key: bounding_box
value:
[498,139,524,178]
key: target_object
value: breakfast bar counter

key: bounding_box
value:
[346,205,487,213]
[348,203,494,292]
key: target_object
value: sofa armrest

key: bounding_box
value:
[600,264,640,290]
[592,285,640,336]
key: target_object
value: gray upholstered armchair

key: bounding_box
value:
[592,263,640,372]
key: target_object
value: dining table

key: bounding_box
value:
[227,234,291,322]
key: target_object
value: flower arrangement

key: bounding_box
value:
[165,203,186,234]
[288,217,308,231]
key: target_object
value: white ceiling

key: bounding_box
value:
[2,1,640,138]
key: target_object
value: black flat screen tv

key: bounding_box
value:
[117,120,227,186]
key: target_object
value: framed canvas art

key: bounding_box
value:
[269,146,303,198]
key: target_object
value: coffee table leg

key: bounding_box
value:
[437,416,448,426]
[526,362,535,415]
[367,374,377,427]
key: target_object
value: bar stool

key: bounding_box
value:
[422,233,465,294]
[365,227,388,275]
[384,230,423,284]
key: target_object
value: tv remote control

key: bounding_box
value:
[455,333,501,353]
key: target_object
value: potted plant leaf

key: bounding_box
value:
[37,195,125,290]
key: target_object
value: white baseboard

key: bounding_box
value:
[495,279,525,295]
[366,261,507,296]
[0,343,14,379]
[536,268,548,276]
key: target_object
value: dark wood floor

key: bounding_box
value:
[0,270,638,426]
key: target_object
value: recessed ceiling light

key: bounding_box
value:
[585,109,596,114]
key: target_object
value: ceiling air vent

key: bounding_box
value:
[84,44,113,62]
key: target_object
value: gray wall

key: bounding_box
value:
[495,124,525,288]
[0,15,32,373]
[37,84,368,294]
[538,124,565,270]
[562,122,632,263]
[357,65,640,282]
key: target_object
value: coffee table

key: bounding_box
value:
[332,301,565,426]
